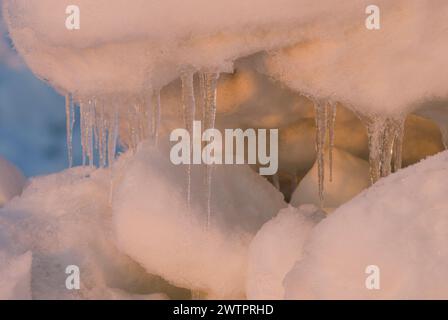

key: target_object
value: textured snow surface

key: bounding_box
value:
[113,142,286,299]
[0,251,32,299]
[0,156,26,206]
[4,0,448,117]
[0,145,448,299]
[285,150,448,299]
[0,165,185,299]
[246,205,324,299]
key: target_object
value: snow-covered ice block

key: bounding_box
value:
[290,148,370,211]
[113,142,286,299]
[0,251,32,300]
[0,156,26,206]
[284,150,448,299]
[246,205,324,299]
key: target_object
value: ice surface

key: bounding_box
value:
[113,142,286,298]
[285,150,448,299]
[246,205,324,299]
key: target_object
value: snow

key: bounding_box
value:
[290,148,370,211]
[246,205,324,299]
[4,0,448,118]
[1,0,448,301]
[285,150,448,299]
[113,141,286,299]
[0,164,188,299]
[0,251,32,299]
[0,156,26,206]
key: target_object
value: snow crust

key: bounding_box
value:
[4,0,447,117]
[246,205,324,299]
[0,156,26,206]
[285,150,448,299]
[113,142,286,298]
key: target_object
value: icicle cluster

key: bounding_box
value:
[64,69,221,228]
[362,115,405,184]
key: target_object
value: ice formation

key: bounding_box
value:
[285,151,448,299]
[4,0,448,195]
[4,0,448,200]
[2,0,448,300]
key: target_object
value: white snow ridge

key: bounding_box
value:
[1,0,448,300]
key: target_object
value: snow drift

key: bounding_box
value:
[285,150,448,299]
[246,205,324,299]
[113,142,286,298]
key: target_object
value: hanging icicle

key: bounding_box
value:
[65,93,75,168]
[313,99,327,206]
[108,105,119,167]
[360,114,406,184]
[200,71,220,228]
[363,115,385,184]
[180,67,196,210]
[392,117,405,173]
[79,100,87,166]
[152,90,161,146]
[326,101,337,182]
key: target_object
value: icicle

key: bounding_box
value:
[380,118,396,178]
[127,103,139,152]
[108,106,119,167]
[392,117,405,172]
[180,67,196,209]
[326,101,337,182]
[94,101,108,168]
[87,100,95,167]
[363,116,384,184]
[65,93,75,168]
[152,90,162,146]
[79,101,87,166]
[201,71,219,228]
[362,115,404,183]
[313,99,327,206]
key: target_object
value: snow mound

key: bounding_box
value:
[246,205,324,299]
[0,165,186,299]
[285,150,448,299]
[290,148,370,211]
[0,156,26,206]
[0,251,32,300]
[113,141,286,299]
[262,0,448,116]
